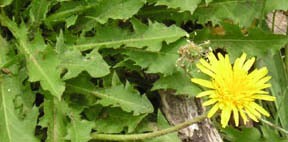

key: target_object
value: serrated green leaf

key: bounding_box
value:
[30,0,51,26]
[0,75,39,142]
[194,23,288,60]
[40,96,68,142]
[94,108,147,133]
[60,49,110,80]
[65,107,94,142]
[123,39,186,76]
[137,6,192,25]
[67,78,154,115]
[142,110,181,142]
[0,15,65,99]
[154,0,201,14]
[192,0,262,27]
[73,19,187,52]
[86,0,146,24]
[152,70,201,96]
[45,1,97,26]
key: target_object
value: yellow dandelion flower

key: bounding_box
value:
[191,52,276,128]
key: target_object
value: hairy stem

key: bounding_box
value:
[91,113,207,141]
[261,118,288,135]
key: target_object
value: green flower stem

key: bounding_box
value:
[91,113,207,141]
[260,118,288,135]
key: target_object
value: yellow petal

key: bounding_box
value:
[217,53,225,61]
[252,95,275,101]
[199,58,214,72]
[208,52,218,64]
[242,57,255,71]
[249,67,268,82]
[221,106,232,128]
[246,105,261,118]
[250,102,270,117]
[196,90,215,98]
[256,76,271,85]
[203,99,218,106]
[207,103,220,118]
[245,108,259,122]
[239,108,248,125]
[191,78,214,88]
[232,105,239,126]
[196,63,215,78]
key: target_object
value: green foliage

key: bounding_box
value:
[154,0,201,14]
[192,0,262,27]
[0,76,39,142]
[194,23,288,60]
[1,0,288,141]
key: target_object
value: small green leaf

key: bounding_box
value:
[60,49,110,80]
[152,70,201,96]
[65,15,78,28]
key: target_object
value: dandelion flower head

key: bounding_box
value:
[191,52,275,128]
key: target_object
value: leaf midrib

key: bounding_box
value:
[19,40,60,96]
[73,34,184,51]
[1,79,12,142]
[67,84,149,113]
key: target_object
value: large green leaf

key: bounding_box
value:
[0,15,65,99]
[154,0,201,14]
[85,0,146,24]
[39,96,68,142]
[0,75,39,142]
[192,0,262,27]
[73,19,187,52]
[152,70,201,96]
[94,108,147,133]
[123,39,186,76]
[67,78,154,115]
[194,23,288,61]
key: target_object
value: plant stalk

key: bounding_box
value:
[91,113,207,141]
